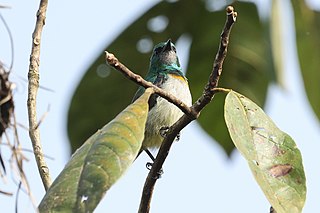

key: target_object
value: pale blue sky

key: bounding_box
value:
[1,0,320,212]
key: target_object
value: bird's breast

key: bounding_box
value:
[161,74,191,104]
[168,73,188,83]
[143,74,192,149]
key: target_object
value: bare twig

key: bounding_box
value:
[105,52,198,119]
[0,189,13,196]
[0,4,11,9]
[0,143,54,160]
[27,0,51,190]
[105,6,236,212]
[138,6,237,213]
[35,104,50,130]
[1,9,37,209]
[0,13,14,71]
[15,181,22,213]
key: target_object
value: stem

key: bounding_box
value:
[138,6,237,213]
[27,0,51,191]
[105,51,197,119]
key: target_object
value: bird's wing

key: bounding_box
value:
[132,73,166,110]
[131,86,145,103]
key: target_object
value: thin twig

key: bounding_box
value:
[105,52,198,119]
[105,6,236,212]
[0,4,11,9]
[15,181,21,213]
[138,6,237,213]
[0,12,14,71]
[27,0,51,190]
[11,114,38,211]
[35,104,50,129]
[0,143,54,160]
[0,189,13,196]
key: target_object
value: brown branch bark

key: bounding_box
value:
[105,5,237,213]
[105,51,198,119]
[138,6,237,213]
[27,0,51,191]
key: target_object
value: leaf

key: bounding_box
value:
[291,0,320,121]
[224,91,306,213]
[270,0,285,87]
[191,2,272,155]
[67,1,274,156]
[39,89,152,213]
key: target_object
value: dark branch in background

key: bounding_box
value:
[27,0,51,191]
[105,6,237,213]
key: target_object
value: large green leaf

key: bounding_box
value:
[190,2,273,155]
[39,89,152,213]
[291,0,320,121]
[67,1,274,155]
[224,91,306,213]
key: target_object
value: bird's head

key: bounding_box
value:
[149,39,181,70]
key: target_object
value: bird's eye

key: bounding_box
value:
[154,47,162,54]
[172,46,176,52]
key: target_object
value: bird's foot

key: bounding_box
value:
[176,132,180,141]
[146,162,164,179]
[144,149,164,178]
[145,149,155,161]
[160,126,180,141]
[159,126,169,138]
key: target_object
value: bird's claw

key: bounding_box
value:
[146,162,153,170]
[146,162,164,179]
[159,126,169,138]
[160,126,181,141]
[176,132,180,141]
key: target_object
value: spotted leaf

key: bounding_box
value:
[224,91,306,213]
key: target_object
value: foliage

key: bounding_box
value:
[225,91,306,213]
[62,0,317,211]
[291,0,320,120]
[67,1,273,155]
[39,89,152,212]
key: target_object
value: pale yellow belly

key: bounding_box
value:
[141,76,192,150]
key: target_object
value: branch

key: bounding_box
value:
[27,0,51,191]
[105,5,236,212]
[138,6,237,213]
[105,51,198,119]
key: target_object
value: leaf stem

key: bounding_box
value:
[212,87,232,94]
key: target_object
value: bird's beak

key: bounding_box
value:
[163,39,173,52]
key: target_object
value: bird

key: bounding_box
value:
[133,39,192,160]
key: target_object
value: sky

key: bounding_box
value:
[0,0,320,212]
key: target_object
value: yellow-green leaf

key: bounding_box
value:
[39,88,152,213]
[224,91,306,213]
